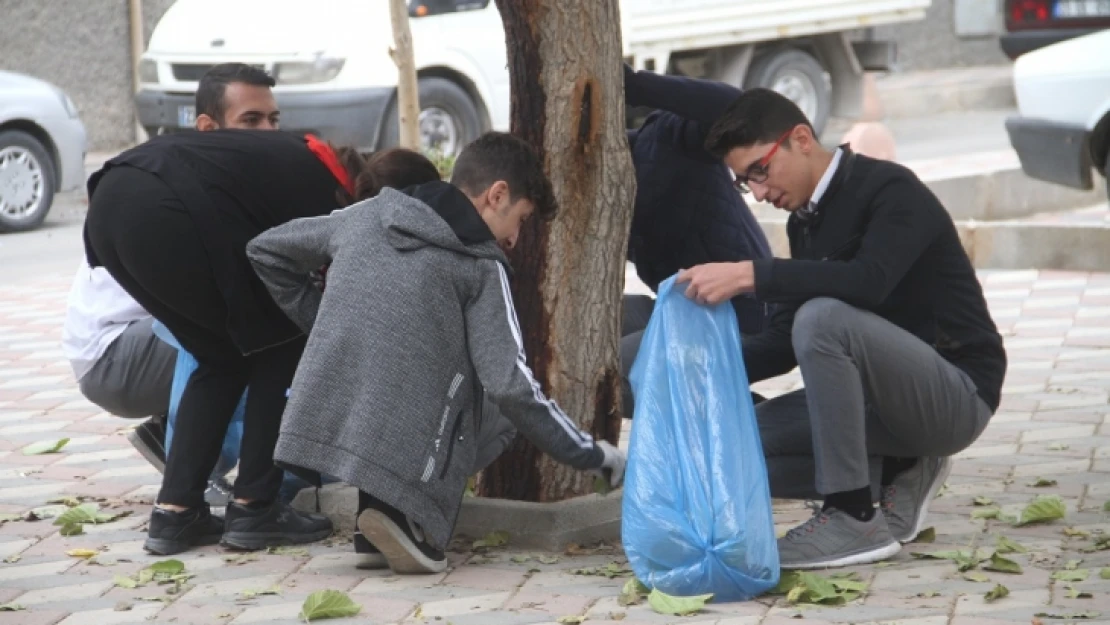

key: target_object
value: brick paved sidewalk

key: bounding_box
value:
[1,270,1108,625]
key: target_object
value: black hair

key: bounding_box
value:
[450,132,557,220]
[195,63,276,125]
[704,88,815,158]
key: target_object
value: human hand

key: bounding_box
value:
[675,261,754,305]
[589,440,626,490]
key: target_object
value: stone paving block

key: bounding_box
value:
[954,587,1052,615]
[144,601,242,625]
[341,593,419,623]
[442,564,531,592]
[417,590,512,618]
[0,609,69,625]
[275,572,361,595]
[52,602,163,625]
[500,590,595,619]
[0,559,77,584]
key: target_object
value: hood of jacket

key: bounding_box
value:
[378,182,507,266]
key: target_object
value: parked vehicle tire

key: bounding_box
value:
[381,77,484,156]
[745,48,832,137]
[0,129,56,233]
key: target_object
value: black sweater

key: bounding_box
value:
[742,149,1007,412]
[85,130,344,355]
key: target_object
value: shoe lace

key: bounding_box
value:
[785,501,831,540]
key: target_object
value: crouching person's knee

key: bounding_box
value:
[791,297,856,356]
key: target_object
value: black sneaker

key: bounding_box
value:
[143,505,224,555]
[128,416,167,473]
[356,494,446,574]
[354,529,388,570]
[220,500,333,551]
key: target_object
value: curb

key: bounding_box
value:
[876,65,1015,118]
[293,485,623,551]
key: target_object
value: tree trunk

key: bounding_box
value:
[388,0,421,150]
[478,0,635,502]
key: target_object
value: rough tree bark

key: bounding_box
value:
[478,0,635,502]
[389,0,421,149]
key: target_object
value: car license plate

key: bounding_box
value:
[178,105,196,128]
[1055,0,1110,18]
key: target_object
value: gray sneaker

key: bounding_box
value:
[881,456,952,543]
[778,507,901,569]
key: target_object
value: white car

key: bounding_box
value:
[0,70,87,232]
[1005,29,1110,200]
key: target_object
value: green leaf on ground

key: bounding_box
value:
[911,549,986,572]
[1064,527,1091,537]
[47,496,83,507]
[984,584,1009,602]
[1103,501,1110,512]
[972,508,1002,520]
[1065,559,1083,570]
[1065,586,1093,599]
[964,572,991,583]
[536,555,560,565]
[647,588,713,616]
[594,476,613,496]
[299,590,361,622]
[777,571,865,605]
[114,575,139,589]
[21,438,70,456]
[1016,496,1066,526]
[471,531,509,549]
[983,553,1023,574]
[1051,569,1089,582]
[572,561,632,579]
[995,535,1028,554]
[53,503,100,526]
[66,548,99,559]
[0,603,24,611]
[973,496,994,506]
[0,513,21,523]
[1028,478,1058,488]
[556,617,585,624]
[59,522,84,536]
[1035,611,1100,619]
[914,527,936,543]
[147,559,185,577]
[1100,568,1110,580]
[618,578,650,607]
[27,505,68,521]
[510,555,531,563]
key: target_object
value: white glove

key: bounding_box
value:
[589,440,626,490]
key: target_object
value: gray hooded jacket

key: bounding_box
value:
[247,183,604,548]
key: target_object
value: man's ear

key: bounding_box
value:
[792,124,816,154]
[489,180,511,207]
[195,114,220,131]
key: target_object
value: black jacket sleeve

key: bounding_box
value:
[624,65,741,156]
[753,176,945,308]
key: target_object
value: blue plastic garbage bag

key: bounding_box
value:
[622,276,779,601]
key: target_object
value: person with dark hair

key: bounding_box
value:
[63,64,283,505]
[83,129,432,556]
[194,63,280,131]
[247,131,626,575]
[677,88,1007,569]
[619,65,773,418]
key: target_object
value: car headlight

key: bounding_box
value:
[53,88,79,119]
[139,59,159,84]
[274,57,345,84]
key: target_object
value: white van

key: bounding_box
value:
[136,0,929,153]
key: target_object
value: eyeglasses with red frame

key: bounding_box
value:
[732,129,792,194]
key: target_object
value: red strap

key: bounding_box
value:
[304,134,355,197]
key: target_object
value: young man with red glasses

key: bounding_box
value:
[678,88,1007,569]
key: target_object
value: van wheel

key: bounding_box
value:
[0,130,56,233]
[744,48,832,137]
[381,77,483,156]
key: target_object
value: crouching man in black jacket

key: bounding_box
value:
[677,89,1007,570]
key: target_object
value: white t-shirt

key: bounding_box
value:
[61,261,151,381]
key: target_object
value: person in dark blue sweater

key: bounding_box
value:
[620,66,773,416]
[678,88,1006,570]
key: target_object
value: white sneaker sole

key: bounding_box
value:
[782,540,902,570]
[357,509,446,575]
[900,457,953,544]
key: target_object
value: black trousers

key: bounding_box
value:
[85,166,305,508]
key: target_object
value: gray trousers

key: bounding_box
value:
[78,317,176,418]
[618,295,993,500]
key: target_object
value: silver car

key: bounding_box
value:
[0,70,87,232]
